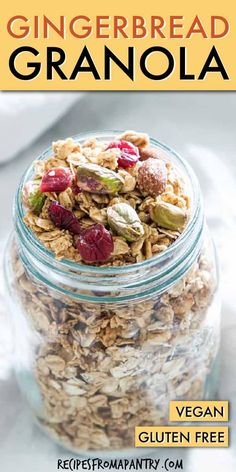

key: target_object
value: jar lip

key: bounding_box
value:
[15,129,201,276]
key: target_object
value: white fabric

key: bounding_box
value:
[0,92,82,163]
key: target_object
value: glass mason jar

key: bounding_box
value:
[4,132,220,456]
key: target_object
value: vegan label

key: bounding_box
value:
[169,401,229,422]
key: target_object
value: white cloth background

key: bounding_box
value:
[0,92,83,163]
[0,92,235,471]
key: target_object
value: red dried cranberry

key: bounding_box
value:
[77,224,114,263]
[48,201,81,234]
[72,182,82,195]
[106,140,139,168]
[40,167,72,193]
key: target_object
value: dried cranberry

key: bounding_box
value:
[72,182,82,195]
[106,140,139,168]
[48,201,81,234]
[77,224,114,263]
[40,167,72,193]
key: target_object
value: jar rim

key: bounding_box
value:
[15,129,202,278]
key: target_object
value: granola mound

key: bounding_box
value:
[22,131,190,266]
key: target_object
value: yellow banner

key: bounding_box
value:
[0,0,236,90]
[169,401,229,422]
[135,426,229,447]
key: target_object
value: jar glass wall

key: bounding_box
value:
[4,133,221,455]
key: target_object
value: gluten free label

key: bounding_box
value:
[135,426,228,448]
[169,401,229,422]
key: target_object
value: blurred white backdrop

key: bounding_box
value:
[0,92,236,471]
[0,92,83,163]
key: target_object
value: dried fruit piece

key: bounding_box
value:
[77,224,114,262]
[48,201,81,234]
[22,180,46,214]
[150,201,187,230]
[139,147,160,161]
[71,182,82,195]
[107,203,144,242]
[137,158,167,196]
[40,167,72,193]
[106,140,139,168]
[77,163,124,194]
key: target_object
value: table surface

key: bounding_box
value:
[0,92,236,471]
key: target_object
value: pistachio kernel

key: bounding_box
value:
[150,201,188,231]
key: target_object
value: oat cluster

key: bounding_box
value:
[22,131,190,265]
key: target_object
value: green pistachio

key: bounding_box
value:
[150,201,187,230]
[107,203,144,242]
[22,180,46,214]
[77,163,124,194]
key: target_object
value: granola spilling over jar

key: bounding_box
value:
[5,130,221,454]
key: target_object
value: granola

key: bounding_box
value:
[7,131,220,453]
[11,241,219,451]
[22,131,190,265]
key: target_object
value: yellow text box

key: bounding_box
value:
[0,0,236,90]
[135,426,228,447]
[169,401,229,422]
